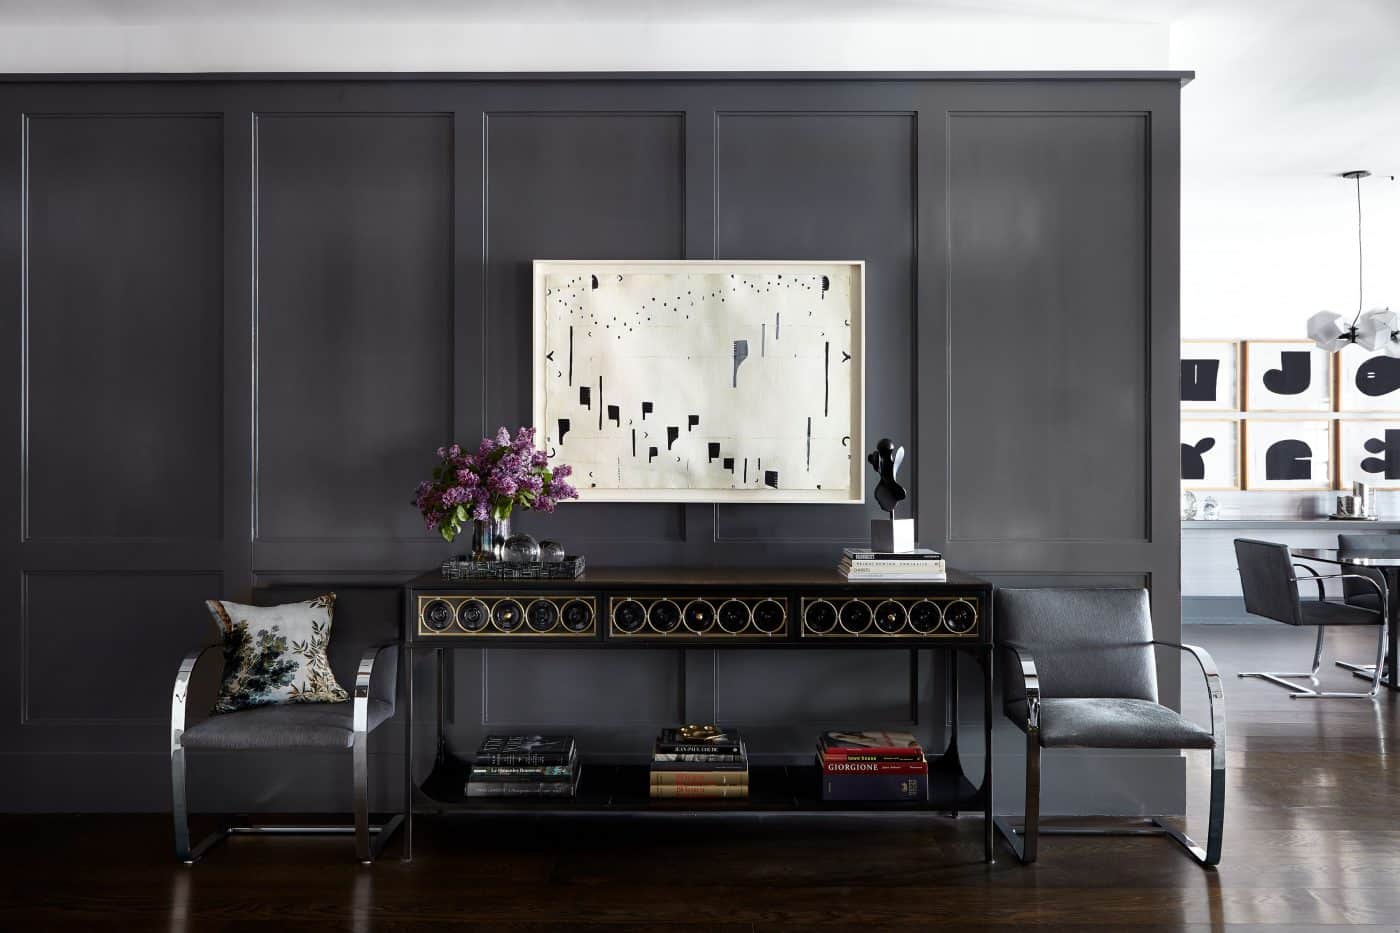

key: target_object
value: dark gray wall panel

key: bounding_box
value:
[947,113,1149,544]
[485,112,686,547]
[22,571,222,724]
[254,114,453,542]
[715,649,912,724]
[478,648,682,724]
[714,113,915,543]
[24,114,223,542]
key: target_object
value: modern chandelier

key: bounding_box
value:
[1307,170,1395,354]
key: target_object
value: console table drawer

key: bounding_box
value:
[605,593,789,639]
[799,594,983,641]
[414,593,598,639]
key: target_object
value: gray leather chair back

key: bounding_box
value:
[1337,533,1397,604]
[995,587,1158,704]
[252,585,401,711]
[1234,538,1304,626]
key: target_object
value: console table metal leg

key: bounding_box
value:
[983,646,994,864]
[403,645,414,861]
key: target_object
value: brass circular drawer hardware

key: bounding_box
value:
[492,598,525,633]
[839,599,873,634]
[560,599,593,633]
[422,599,453,631]
[717,599,751,634]
[683,599,716,633]
[874,599,906,634]
[752,598,786,633]
[613,598,646,634]
[907,599,942,634]
[803,599,838,634]
[943,599,977,634]
[648,598,682,633]
[526,599,559,633]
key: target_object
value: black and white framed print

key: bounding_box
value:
[1181,419,1240,490]
[1243,419,1333,491]
[532,260,865,502]
[1243,340,1333,412]
[1337,420,1400,489]
[1336,351,1400,411]
[1181,340,1239,411]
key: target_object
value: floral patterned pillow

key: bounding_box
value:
[206,594,349,713]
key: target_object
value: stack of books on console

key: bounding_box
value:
[650,725,749,799]
[466,734,580,798]
[818,730,929,802]
[839,548,946,582]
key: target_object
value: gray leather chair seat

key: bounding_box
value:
[182,700,394,750]
[1301,600,1382,625]
[1006,696,1215,749]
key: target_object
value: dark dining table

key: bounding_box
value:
[1291,547,1400,691]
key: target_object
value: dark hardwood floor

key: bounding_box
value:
[5,623,1398,931]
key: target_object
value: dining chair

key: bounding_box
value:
[1234,538,1388,698]
[1336,532,1400,678]
[172,585,404,864]
[993,587,1225,867]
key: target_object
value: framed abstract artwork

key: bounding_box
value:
[1181,419,1240,490]
[1242,340,1333,412]
[1243,419,1333,491]
[1337,420,1400,489]
[1180,340,1239,411]
[532,260,865,502]
[1336,351,1400,411]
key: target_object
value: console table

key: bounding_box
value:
[401,566,996,862]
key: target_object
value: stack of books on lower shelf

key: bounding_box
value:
[818,730,929,802]
[650,725,749,799]
[838,548,947,581]
[466,734,580,798]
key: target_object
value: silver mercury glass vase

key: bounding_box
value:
[471,516,510,561]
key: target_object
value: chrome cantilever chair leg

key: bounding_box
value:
[1238,626,1326,694]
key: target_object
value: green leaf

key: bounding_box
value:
[440,526,454,543]
[455,505,467,521]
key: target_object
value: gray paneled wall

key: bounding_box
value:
[0,74,1184,812]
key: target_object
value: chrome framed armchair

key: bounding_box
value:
[1234,538,1388,698]
[992,587,1225,867]
[171,585,404,864]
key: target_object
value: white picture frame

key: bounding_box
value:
[1242,340,1333,412]
[1181,418,1240,491]
[1336,351,1400,412]
[532,259,866,503]
[1243,419,1333,491]
[1337,420,1400,490]
[1181,340,1239,411]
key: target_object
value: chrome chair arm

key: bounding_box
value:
[353,641,400,734]
[1291,563,1327,602]
[1154,641,1226,743]
[171,644,223,752]
[1000,642,1041,732]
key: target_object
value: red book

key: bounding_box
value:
[819,755,928,775]
[819,730,923,760]
[819,747,925,761]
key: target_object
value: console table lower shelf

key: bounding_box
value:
[418,754,983,814]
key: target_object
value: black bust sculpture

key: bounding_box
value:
[867,438,907,520]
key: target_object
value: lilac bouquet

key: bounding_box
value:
[413,427,578,543]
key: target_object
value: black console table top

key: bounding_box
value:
[407,565,989,589]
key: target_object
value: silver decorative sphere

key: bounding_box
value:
[501,532,541,563]
[538,540,566,562]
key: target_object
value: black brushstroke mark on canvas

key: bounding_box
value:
[607,405,620,427]
[723,457,735,472]
[557,419,571,445]
[841,436,850,447]
[775,312,780,340]
[732,340,749,388]
[546,350,554,362]
[1180,359,1219,402]
[1356,356,1400,397]
[743,458,748,483]
[806,417,812,470]
[568,326,574,386]
[598,376,603,430]
[642,401,653,420]
[579,387,590,408]
[591,274,599,289]
[708,442,721,462]
[1263,351,1312,395]
[1362,429,1400,479]
[1265,439,1313,480]
[824,341,830,416]
[1181,437,1215,480]
[648,446,659,463]
[632,428,636,457]
[841,351,851,363]
[821,275,829,298]
[667,426,679,450]
[764,470,778,489]
[688,414,699,431]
